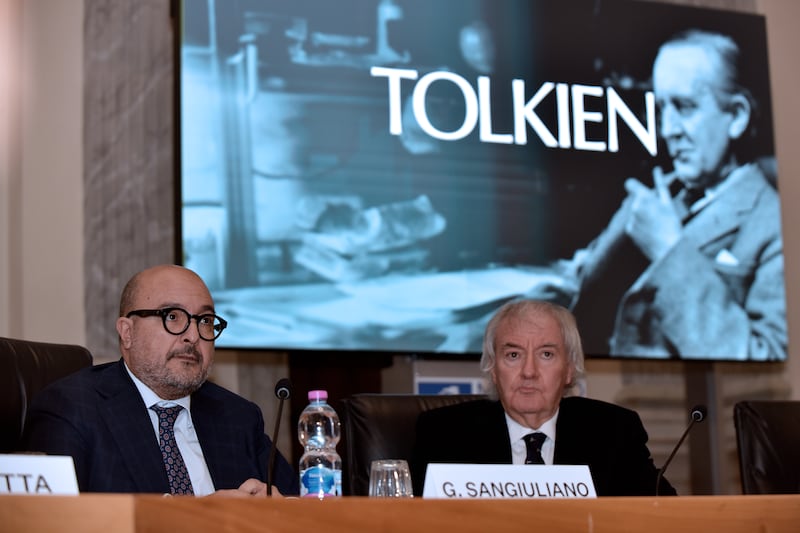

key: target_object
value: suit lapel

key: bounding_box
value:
[626,165,767,296]
[553,398,585,465]
[97,361,169,493]
[484,401,513,463]
[682,165,765,248]
[190,386,227,487]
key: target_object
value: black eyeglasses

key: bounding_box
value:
[126,307,227,341]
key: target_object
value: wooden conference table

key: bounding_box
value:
[2,494,800,533]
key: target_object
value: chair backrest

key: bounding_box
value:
[733,400,800,494]
[0,336,93,453]
[341,393,486,496]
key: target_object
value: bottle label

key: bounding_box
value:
[300,465,342,498]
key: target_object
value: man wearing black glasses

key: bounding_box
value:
[23,264,298,496]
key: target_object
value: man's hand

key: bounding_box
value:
[208,478,284,498]
[622,167,682,261]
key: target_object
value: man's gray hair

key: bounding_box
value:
[479,299,586,398]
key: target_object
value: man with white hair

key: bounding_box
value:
[411,299,675,496]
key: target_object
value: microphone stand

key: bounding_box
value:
[656,406,706,496]
[266,399,285,496]
[267,379,291,496]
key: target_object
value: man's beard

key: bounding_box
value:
[160,364,208,399]
[137,345,209,399]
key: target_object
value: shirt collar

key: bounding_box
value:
[505,408,559,444]
[688,163,753,214]
[123,360,191,411]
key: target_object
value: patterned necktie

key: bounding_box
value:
[523,432,547,465]
[151,404,194,495]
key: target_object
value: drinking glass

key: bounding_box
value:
[368,459,414,498]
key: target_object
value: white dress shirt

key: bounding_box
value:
[505,410,559,465]
[124,363,215,496]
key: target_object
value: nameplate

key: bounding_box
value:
[422,463,596,499]
[0,454,79,495]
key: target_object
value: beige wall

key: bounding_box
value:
[0,0,21,336]
[1,0,84,344]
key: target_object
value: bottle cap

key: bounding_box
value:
[308,390,328,402]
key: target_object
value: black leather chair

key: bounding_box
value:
[341,393,486,496]
[0,336,93,453]
[733,400,800,494]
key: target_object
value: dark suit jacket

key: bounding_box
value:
[411,397,676,497]
[23,360,298,495]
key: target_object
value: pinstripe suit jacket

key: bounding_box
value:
[23,360,298,495]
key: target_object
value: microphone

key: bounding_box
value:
[655,404,707,495]
[266,378,292,496]
[275,378,291,400]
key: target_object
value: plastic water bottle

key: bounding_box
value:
[298,390,342,498]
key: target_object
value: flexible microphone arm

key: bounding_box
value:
[266,378,292,496]
[655,405,706,496]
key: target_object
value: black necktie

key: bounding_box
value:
[677,187,704,221]
[523,432,547,465]
[151,404,194,495]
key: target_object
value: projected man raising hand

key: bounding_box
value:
[563,29,786,360]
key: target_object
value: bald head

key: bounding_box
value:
[119,265,211,317]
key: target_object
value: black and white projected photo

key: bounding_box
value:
[179,0,787,361]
